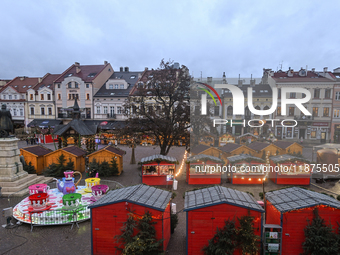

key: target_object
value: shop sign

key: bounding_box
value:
[313,122,329,127]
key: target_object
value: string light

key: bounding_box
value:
[175,150,187,177]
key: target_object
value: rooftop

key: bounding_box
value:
[186,154,224,164]
[21,145,52,156]
[140,154,178,164]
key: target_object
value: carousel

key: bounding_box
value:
[12,171,109,228]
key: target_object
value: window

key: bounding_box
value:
[68,94,72,100]
[14,95,17,99]
[86,84,90,88]
[48,108,52,115]
[334,109,340,118]
[96,106,100,114]
[312,107,318,117]
[58,94,61,100]
[86,93,90,100]
[278,89,281,99]
[109,84,113,89]
[290,93,296,99]
[47,94,51,100]
[30,107,34,115]
[41,94,44,100]
[13,109,16,116]
[103,106,108,114]
[117,106,122,114]
[110,106,115,115]
[289,107,294,116]
[22,95,25,99]
[41,107,45,115]
[75,82,79,88]
[314,89,320,98]
[120,84,124,89]
[277,106,281,116]
[30,94,34,100]
[9,95,12,100]
[115,84,119,89]
[214,106,219,116]
[57,84,60,88]
[336,92,340,100]
[311,130,316,138]
[323,107,329,117]
[325,89,331,99]
[20,108,23,116]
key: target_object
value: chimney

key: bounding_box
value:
[222,72,226,84]
[145,67,148,71]
[104,61,108,65]
[207,77,212,83]
[20,77,25,81]
[324,67,328,73]
[238,74,243,85]
[75,62,80,66]
[312,68,315,72]
[76,66,81,73]
[120,67,123,72]
[38,77,42,83]
[125,67,129,72]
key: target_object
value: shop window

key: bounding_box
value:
[286,127,293,138]
[311,130,316,138]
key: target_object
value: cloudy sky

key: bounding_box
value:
[1,0,339,80]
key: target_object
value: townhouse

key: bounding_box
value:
[331,67,340,142]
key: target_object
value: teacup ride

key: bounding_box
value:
[29,183,50,195]
[28,193,51,212]
[55,171,82,195]
[85,173,100,193]
[62,193,82,211]
[90,185,109,202]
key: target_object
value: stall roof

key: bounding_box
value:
[27,119,61,128]
[140,154,178,164]
[313,143,340,151]
[190,144,211,154]
[236,133,258,139]
[84,120,126,130]
[62,146,87,157]
[21,145,52,156]
[227,154,265,163]
[186,154,224,164]
[269,154,310,163]
[184,186,264,212]
[89,184,171,211]
[53,119,97,136]
[266,187,340,213]
[247,142,272,151]
[219,143,243,153]
[273,141,302,149]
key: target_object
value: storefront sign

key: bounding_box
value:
[313,122,329,127]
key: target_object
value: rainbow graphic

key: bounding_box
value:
[196,82,222,106]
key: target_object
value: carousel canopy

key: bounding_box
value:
[266,187,340,213]
[140,154,178,164]
[186,154,224,164]
[269,154,310,164]
[89,184,171,211]
[184,186,264,212]
[227,154,265,163]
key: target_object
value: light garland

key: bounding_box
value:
[175,150,187,177]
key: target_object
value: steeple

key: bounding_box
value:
[73,97,80,119]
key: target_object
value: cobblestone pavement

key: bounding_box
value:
[0,141,339,255]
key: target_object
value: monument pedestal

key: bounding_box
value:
[0,137,27,182]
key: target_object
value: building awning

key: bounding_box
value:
[27,119,62,128]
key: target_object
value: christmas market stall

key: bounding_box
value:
[185,154,223,185]
[198,134,215,147]
[190,144,223,158]
[269,154,311,185]
[88,145,126,175]
[227,154,266,184]
[89,184,172,255]
[44,146,87,173]
[273,141,303,156]
[247,142,284,158]
[140,155,178,186]
[219,143,256,159]
[184,186,264,255]
[20,145,53,174]
[265,187,340,255]
[218,133,235,146]
[237,133,258,145]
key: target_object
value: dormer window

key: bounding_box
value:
[30,94,34,100]
[23,86,26,88]
[14,95,17,99]
[88,73,97,77]
[109,84,113,89]
[115,84,119,89]
[8,95,12,100]
[3,95,6,99]
[65,73,73,77]
[120,84,124,89]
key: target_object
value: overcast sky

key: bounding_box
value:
[1,0,339,80]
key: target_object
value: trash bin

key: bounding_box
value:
[173,179,178,190]
[171,203,176,213]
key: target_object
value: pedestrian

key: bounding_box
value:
[26,137,29,145]
[300,137,303,144]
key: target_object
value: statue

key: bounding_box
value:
[0,104,14,137]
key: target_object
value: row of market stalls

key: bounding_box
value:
[90,184,340,255]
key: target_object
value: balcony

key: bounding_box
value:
[107,113,116,119]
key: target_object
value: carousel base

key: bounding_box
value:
[13,186,97,225]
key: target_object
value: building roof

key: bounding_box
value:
[21,145,52,156]
[247,142,272,151]
[89,184,171,211]
[0,76,40,93]
[94,70,142,98]
[33,73,60,92]
[84,120,126,130]
[273,141,302,149]
[237,133,258,139]
[88,145,126,157]
[190,144,211,155]
[140,154,178,164]
[219,143,243,153]
[227,154,265,163]
[27,119,62,128]
[184,186,264,212]
[222,83,274,98]
[271,70,335,83]
[61,146,87,157]
[269,154,310,164]
[55,63,109,83]
[266,187,340,213]
[186,154,224,164]
[53,119,97,136]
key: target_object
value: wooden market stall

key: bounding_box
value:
[140,154,178,186]
[90,184,172,255]
[218,133,235,146]
[237,133,258,144]
[44,146,87,173]
[198,134,215,147]
[186,154,223,185]
[227,154,266,184]
[247,142,284,158]
[269,154,311,185]
[190,144,223,159]
[219,143,256,159]
[20,145,52,174]
[88,145,126,175]
[273,141,303,156]
[184,186,264,255]
[265,187,340,255]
